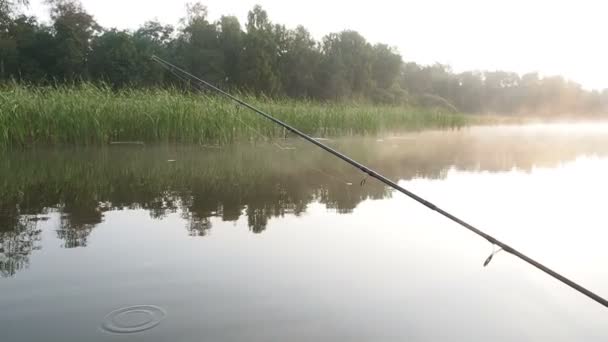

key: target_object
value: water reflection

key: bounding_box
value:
[1,124,608,277]
[0,215,42,277]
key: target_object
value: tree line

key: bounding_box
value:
[1,0,607,115]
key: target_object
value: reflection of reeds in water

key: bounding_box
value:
[2,125,608,276]
[0,143,392,270]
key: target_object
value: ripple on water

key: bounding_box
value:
[101,305,166,334]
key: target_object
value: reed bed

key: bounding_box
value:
[0,83,468,148]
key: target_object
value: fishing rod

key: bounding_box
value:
[151,55,608,309]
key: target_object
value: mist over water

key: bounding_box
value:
[1,123,608,341]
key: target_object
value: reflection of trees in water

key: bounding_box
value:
[147,192,180,220]
[56,216,97,249]
[56,197,104,248]
[0,213,42,277]
[2,127,608,275]
[184,213,212,237]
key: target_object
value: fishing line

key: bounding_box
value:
[151,55,608,309]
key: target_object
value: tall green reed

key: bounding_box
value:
[0,83,468,148]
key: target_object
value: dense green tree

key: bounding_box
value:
[317,35,348,99]
[0,0,28,79]
[217,15,243,87]
[174,2,224,85]
[400,63,457,108]
[370,44,401,89]
[89,30,138,86]
[0,2,605,114]
[8,16,55,81]
[277,25,320,98]
[367,44,404,103]
[0,0,28,26]
[320,31,373,99]
[46,0,100,80]
[0,23,17,79]
[240,5,281,95]
[132,20,174,85]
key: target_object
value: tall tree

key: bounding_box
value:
[0,0,29,79]
[240,5,281,95]
[46,0,100,80]
[133,20,174,85]
[89,30,138,86]
[0,21,16,80]
[278,25,320,98]
[368,43,404,103]
[0,0,28,27]
[217,15,242,87]
[0,1,605,115]
[370,44,401,89]
[319,31,373,99]
[174,2,224,84]
[5,15,55,81]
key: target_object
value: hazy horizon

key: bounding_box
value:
[21,0,608,91]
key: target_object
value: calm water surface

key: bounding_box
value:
[1,123,608,341]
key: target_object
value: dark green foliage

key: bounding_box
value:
[0,0,606,113]
[47,0,100,80]
[319,31,374,99]
[277,26,320,98]
[371,44,401,90]
[132,20,174,86]
[175,3,225,85]
[240,5,281,95]
[218,16,242,87]
[89,30,138,86]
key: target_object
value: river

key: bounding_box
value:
[1,123,608,341]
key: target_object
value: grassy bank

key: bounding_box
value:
[0,84,468,148]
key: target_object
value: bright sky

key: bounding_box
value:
[25,0,608,90]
